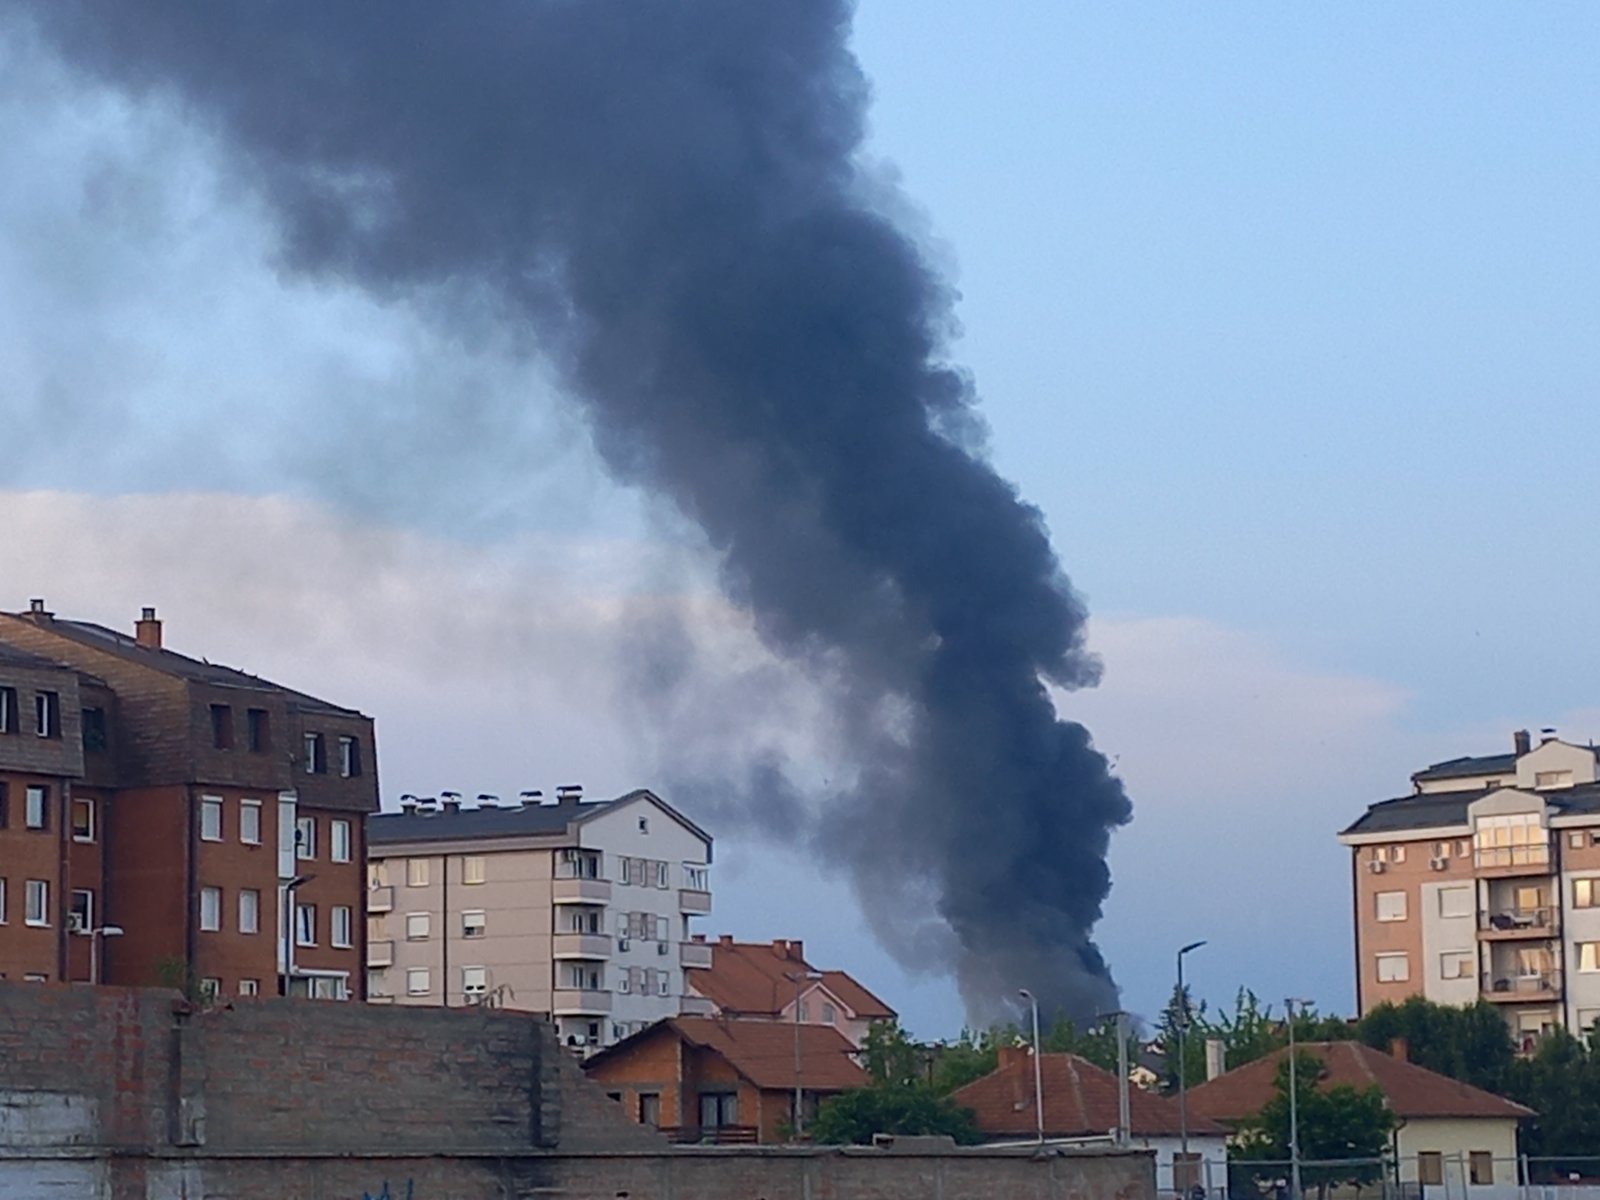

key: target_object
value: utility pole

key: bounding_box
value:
[1114,1010,1131,1148]
[1018,989,1044,1143]
[1286,997,1310,1200]
[1176,940,1207,1191]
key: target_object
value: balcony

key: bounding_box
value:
[367,885,394,914]
[678,888,712,914]
[367,939,395,968]
[680,941,713,969]
[1477,907,1560,940]
[553,877,612,905]
[553,933,612,960]
[1474,842,1554,878]
[1482,970,1563,1002]
[552,988,613,1016]
[679,994,715,1017]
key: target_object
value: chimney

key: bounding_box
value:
[1514,729,1532,755]
[789,940,804,963]
[1388,1037,1408,1063]
[718,934,733,946]
[442,798,462,814]
[556,784,583,804]
[772,939,787,958]
[399,797,419,814]
[1205,1037,1227,1081]
[1541,728,1558,746]
[692,933,706,944]
[24,597,53,623]
[135,607,163,650]
[997,1044,1032,1074]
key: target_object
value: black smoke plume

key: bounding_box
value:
[18,1,1133,1021]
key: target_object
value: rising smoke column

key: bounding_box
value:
[19,1,1133,1020]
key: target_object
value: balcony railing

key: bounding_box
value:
[367,939,395,967]
[553,877,612,904]
[551,988,613,1015]
[678,888,712,914]
[1474,843,1553,874]
[680,941,714,969]
[1482,970,1563,1001]
[553,933,612,960]
[1477,907,1559,938]
[660,1125,759,1145]
[367,885,394,913]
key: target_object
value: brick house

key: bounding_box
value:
[0,601,377,999]
[685,936,895,1049]
[582,1015,870,1143]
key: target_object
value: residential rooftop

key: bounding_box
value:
[367,787,712,854]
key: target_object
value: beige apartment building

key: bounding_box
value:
[1341,729,1600,1051]
[365,788,712,1051]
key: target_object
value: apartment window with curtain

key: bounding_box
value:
[199,887,222,932]
[238,889,260,935]
[71,798,94,842]
[296,904,318,946]
[25,880,48,926]
[24,786,47,831]
[200,797,224,842]
[338,736,361,778]
[330,819,351,863]
[296,816,317,860]
[303,732,326,774]
[240,800,262,845]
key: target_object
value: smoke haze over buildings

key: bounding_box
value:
[14,1,1132,1021]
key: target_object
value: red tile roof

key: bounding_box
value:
[586,1017,869,1093]
[686,939,895,1022]
[1186,1042,1534,1123]
[950,1048,1228,1140]
[819,970,895,1020]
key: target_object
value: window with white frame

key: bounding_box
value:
[1440,951,1474,980]
[296,903,317,946]
[462,856,486,885]
[406,858,429,887]
[407,968,430,996]
[1576,879,1599,909]
[70,889,93,933]
[654,860,669,888]
[1438,886,1474,919]
[239,979,259,997]
[1578,1008,1600,1038]
[1375,891,1407,922]
[199,886,222,932]
[462,965,488,994]
[406,912,430,940]
[240,800,262,845]
[0,878,7,924]
[1376,952,1410,982]
[296,816,317,860]
[462,910,486,939]
[330,819,351,863]
[657,971,670,996]
[0,686,13,732]
[683,864,708,890]
[238,888,260,934]
[303,732,326,774]
[71,798,95,842]
[1579,943,1600,973]
[338,735,361,778]
[200,797,224,842]
[24,786,47,830]
[34,691,58,738]
[199,978,221,1002]
[331,905,353,948]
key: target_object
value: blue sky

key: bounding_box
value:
[3,6,1599,1037]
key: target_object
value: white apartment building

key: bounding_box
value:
[366,788,712,1052]
[1340,729,1600,1049]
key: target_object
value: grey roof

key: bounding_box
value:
[1345,782,1600,837]
[0,641,70,672]
[367,787,713,854]
[1412,753,1518,782]
[8,616,360,716]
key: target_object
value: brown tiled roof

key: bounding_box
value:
[1186,1042,1534,1123]
[586,1017,869,1092]
[819,970,895,1020]
[950,1049,1228,1140]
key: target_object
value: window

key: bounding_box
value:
[1391,844,1406,863]
[0,878,6,923]
[1418,1153,1443,1186]
[0,782,7,827]
[617,855,635,885]
[683,864,709,891]
[71,798,94,842]
[1432,841,1451,859]
[559,849,600,880]
[406,913,430,940]
[0,686,14,732]
[1536,770,1573,789]
[699,1092,738,1129]
[24,786,47,831]
[1475,812,1549,869]
[822,1002,836,1023]
[238,889,260,934]
[295,903,317,946]
[200,797,224,842]
[462,856,486,885]
[1438,886,1474,919]
[407,968,430,996]
[639,1093,661,1127]
[1577,879,1599,909]
[566,964,603,991]
[35,691,58,738]
[1579,943,1600,973]
[1470,1152,1494,1185]
[239,979,259,997]
[22,973,47,984]
[1173,1153,1203,1191]
[296,816,317,860]
[17,882,45,930]
[209,704,233,749]
[638,815,649,833]
[462,910,486,939]
[1375,891,1407,922]
[331,905,353,948]
[240,800,262,845]
[1440,951,1475,980]
[330,819,351,863]
[654,860,670,889]
[406,858,429,887]
[1578,1009,1600,1038]
[1572,832,1587,849]
[199,978,221,1002]
[1376,952,1410,982]
[338,736,361,778]
[246,708,270,752]
[657,971,670,996]
[462,966,488,994]
[81,707,107,753]
[303,732,326,774]
[199,886,222,932]
[70,889,93,933]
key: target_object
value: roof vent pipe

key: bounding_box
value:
[1540,728,1558,745]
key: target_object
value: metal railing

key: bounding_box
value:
[1479,907,1558,934]
[1481,970,1563,999]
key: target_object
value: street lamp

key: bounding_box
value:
[787,970,824,1140]
[76,924,124,986]
[1097,1010,1133,1149]
[1018,989,1045,1143]
[1285,997,1313,1200]
[1176,940,1207,1190]
[281,875,313,996]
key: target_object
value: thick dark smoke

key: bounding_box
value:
[19,2,1133,1021]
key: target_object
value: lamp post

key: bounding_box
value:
[281,875,312,996]
[787,970,823,1139]
[1018,989,1045,1143]
[1285,997,1312,1200]
[77,925,124,986]
[1176,940,1207,1190]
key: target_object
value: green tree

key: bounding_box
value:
[930,1028,998,1096]
[1355,996,1514,1094]
[861,1019,925,1087]
[808,1084,982,1145]
[1505,1029,1600,1166]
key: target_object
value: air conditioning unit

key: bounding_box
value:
[618,937,631,951]
[1429,857,1448,871]
[657,942,670,956]
[1368,860,1387,874]
[66,913,86,934]
[619,978,631,994]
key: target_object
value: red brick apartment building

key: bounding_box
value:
[0,600,377,1000]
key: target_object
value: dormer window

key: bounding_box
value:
[303,732,326,775]
[34,691,58,739]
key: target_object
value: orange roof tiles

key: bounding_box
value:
[950,1049,1228,1140]
[686,938,896,1022]
[1186,1042,1534,1123]
[585,1016,870,1093]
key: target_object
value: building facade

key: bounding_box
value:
[1341,729,1600,1047]
[0,601,377,999]
[365,788,712,1052]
